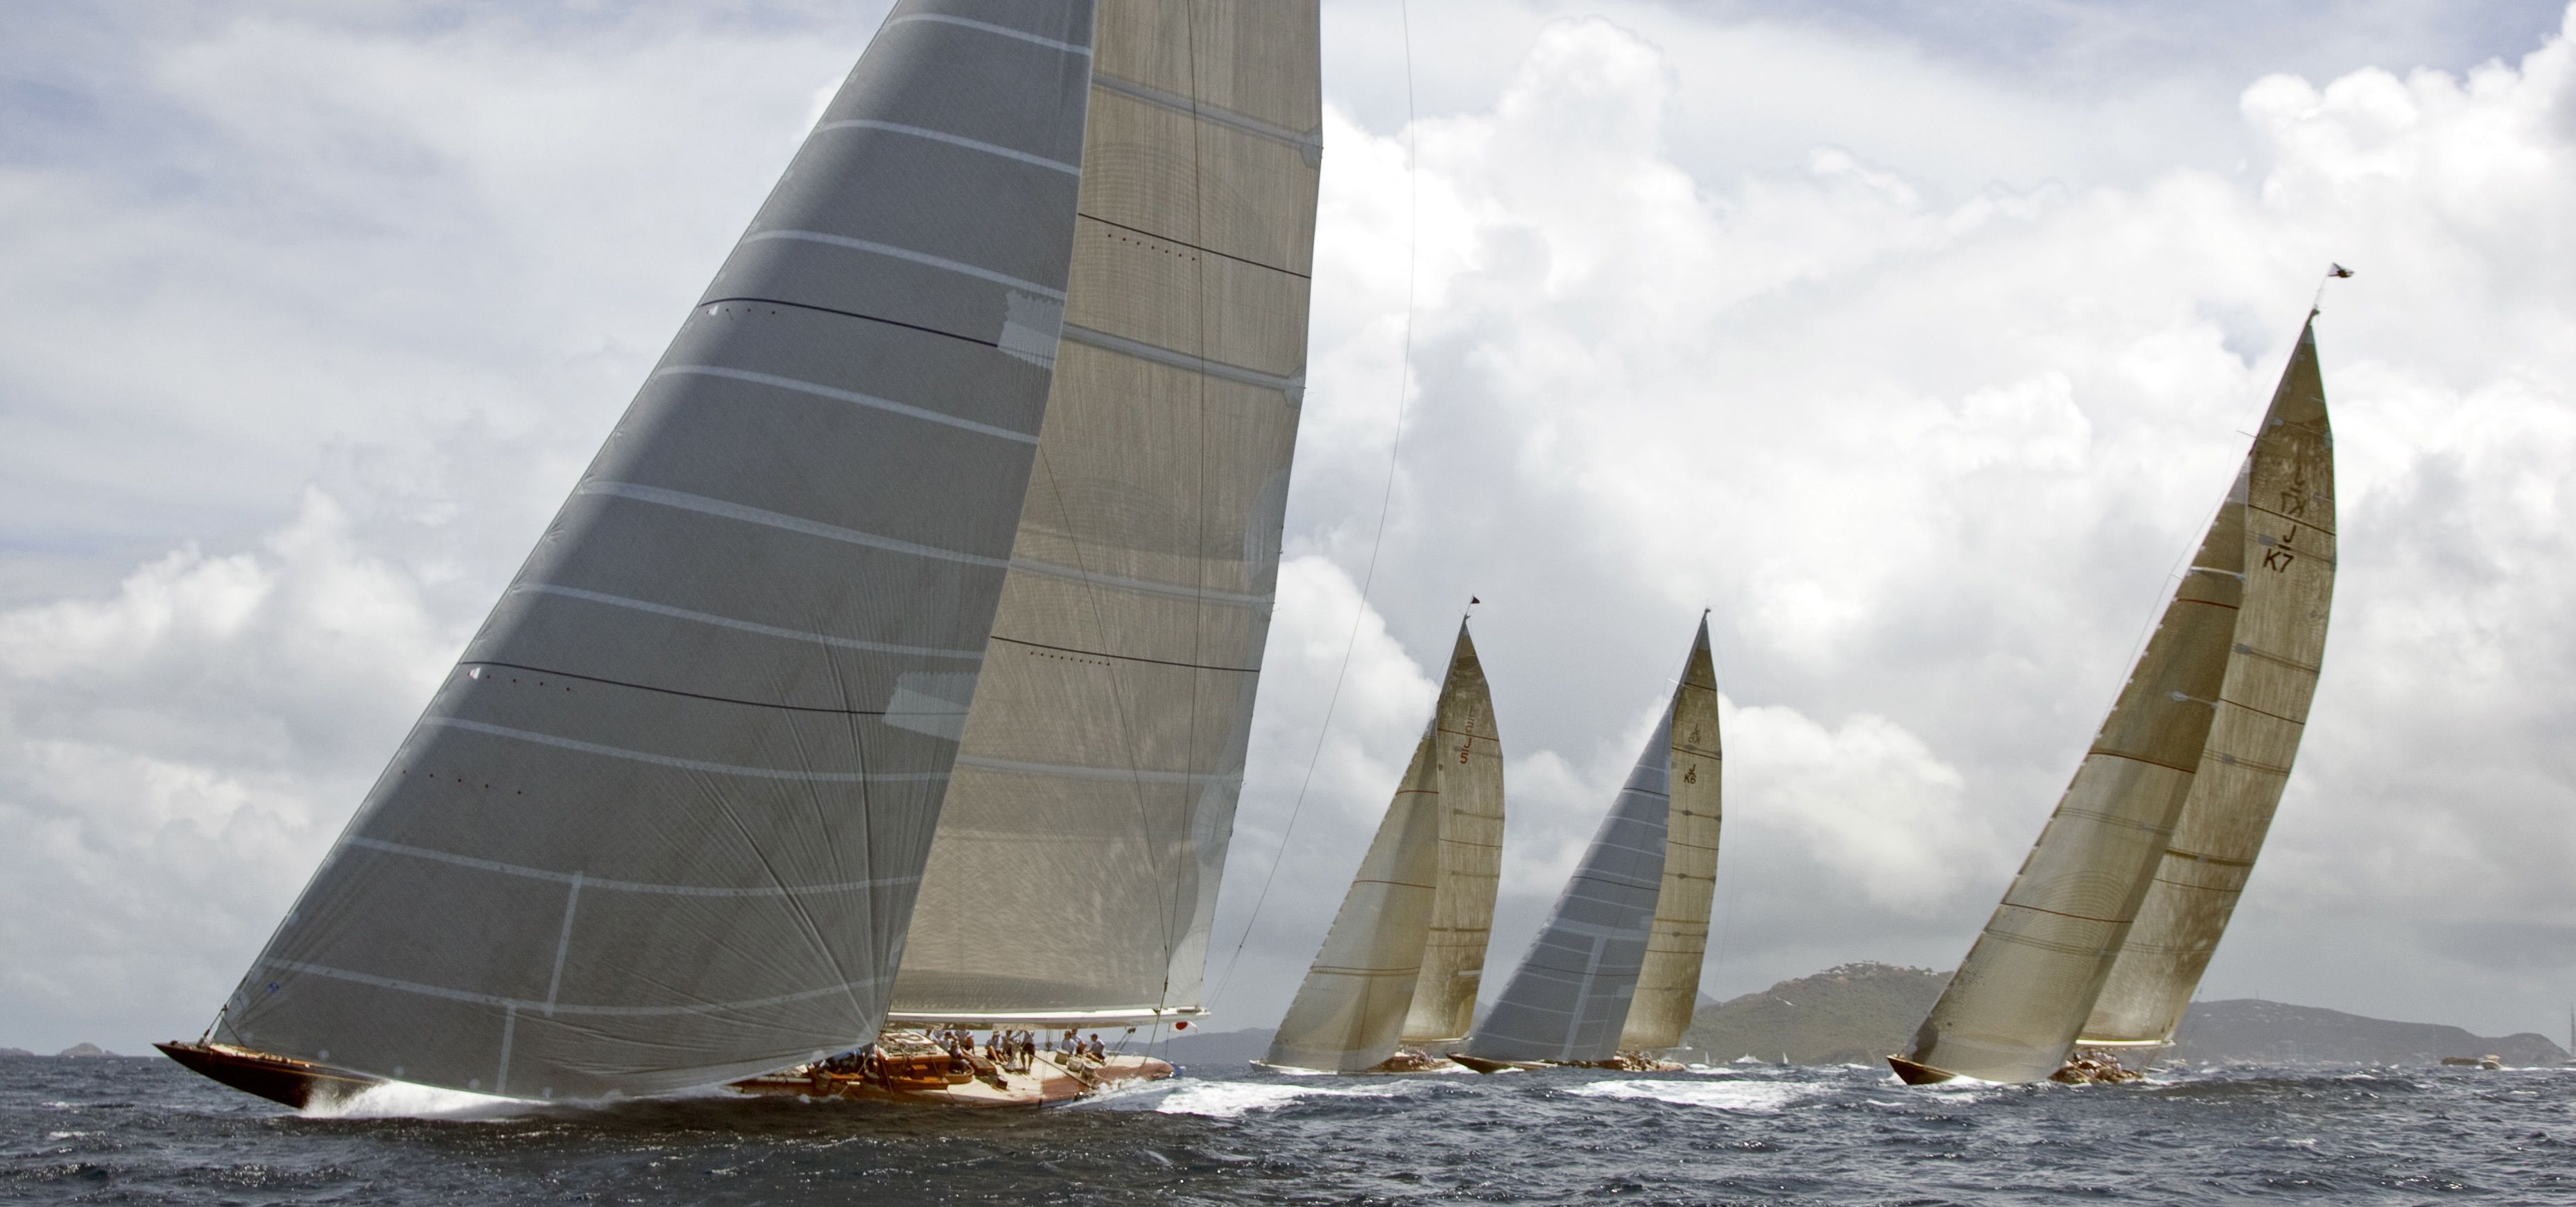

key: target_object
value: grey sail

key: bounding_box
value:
[1619,618,1723,1051]
[2082,320,2335,1045]
[1267,627,1498,1072]
[1467,672,1689,1063]
[886,0,1323,1025]
[214,1,1100,1100]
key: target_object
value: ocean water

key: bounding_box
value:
[7,1053,2575,1204]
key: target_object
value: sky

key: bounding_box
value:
[3,1,2573,1057]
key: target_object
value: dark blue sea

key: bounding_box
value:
[8,1053,2573,1204]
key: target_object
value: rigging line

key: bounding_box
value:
[1209,0,1419,1005]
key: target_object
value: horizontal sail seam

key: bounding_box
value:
[1994,900,2125,926]
[1090,72,1322,151]
[2048,804,2183,836]
[652,365,1041,444]
[699,296,1000,354]
[424,718,948,784]
[991,635,1256,673]
[343,837,922,898]
[581,481,1010,569]
[2162,848,2258,869]
[814,119,1081,176]
[2216,695,2310,727]
[259,957,884,1018]
[1078,213,1311,279]
[2080,749,2202,776]
[2229,643,2324,675]
[461,661,888,718]
[2205,751,2292,776]
[1527,917,1655,942]
[954,754,1241,785]
[740,230,1068,301]
[1007,554,1274,606]
[2247,501,2339,536]
[1059,323,1305,397]
[518,585,985,661]
[882,13,1093,56]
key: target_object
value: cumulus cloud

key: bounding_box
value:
[3,3,2575,1051]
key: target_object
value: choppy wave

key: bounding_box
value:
[13,1054,2576,1205]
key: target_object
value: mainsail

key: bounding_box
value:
[2082,322,2336,1046]
[1468,619,1723,1063]
[1899,317,2335,1084]
[885,0,1323,1026]
[204,0,1322,1102]
[212,1,1100,1100]
[1265,625,1503,1072]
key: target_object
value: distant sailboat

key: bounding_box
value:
[1893,311,2336,1086]
[1264,623,1504,1073]
[1460,618,1722,1069]
[160,0,1322,1109]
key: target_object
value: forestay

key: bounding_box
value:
[216,1,1099,1100]
[887,0,1324,1025]
[2083,321,2336,1045]
[1469,623,1721,1063]
[1267,627,1498,1072]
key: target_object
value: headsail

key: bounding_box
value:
[1402,631,1507,1046]
[1468,623,1720,1063]
[1266,626,1501,1072]
[884,0,1323,1027]
[2082,320,2335,1045]
[214,1,1100,1100]
[1900,316,2334,1084]
[1620,618,1723,1050]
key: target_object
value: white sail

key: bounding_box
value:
[1267,626,1499,1072]
[884,0,1323,1026]
[1901,317,2333,1084]
[1620,618,1722,1050]
[2082,320,2335,1045]
[1469,625,1720,1063]
[215,1,1103,1100]
[1403,629,1506,1045]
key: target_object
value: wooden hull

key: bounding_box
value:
[1450,1054,1542,1075]
[729,1051,1173,1108]
[155,1041,381,1109]
[1886,1054,1957,1086]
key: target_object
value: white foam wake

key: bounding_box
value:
[1155,1081,1399,1119]
[304,1079,528,1120]
[1564,1079,1815,1113]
